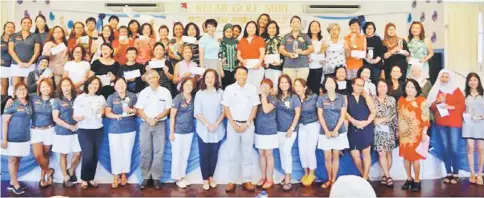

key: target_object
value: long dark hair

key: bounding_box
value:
[101,25,115,43]
[68,22,87,40]
[263,21,279,39]
[34,14,49,33]
[179,77,197,97]
[57,77,77,100]
[199,69,221,91]
[243,21,259,38]
[2,21,15,37]
[294,78,312,99]
[83,76,102,95]
[183,22,200,39]
[408,21,426,41]
[277,74,294,99]
[307,20,322,41]
[46,26,67,45]
[127,20,141,38]
[402,79,422,98]
[465,72,484,97]
[321,76,339,94]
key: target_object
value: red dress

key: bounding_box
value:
[398,96,430,161]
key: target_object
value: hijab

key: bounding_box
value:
[408,64,428,88]
[383,23,399,51]
[222,23,237,45]
[426,69,461,104]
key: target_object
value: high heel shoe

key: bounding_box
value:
[112,176,120,189]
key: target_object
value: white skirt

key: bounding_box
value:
[318,132,350,151]
[30,127,55,145]
[1,141,30,157]
[52,134,82,154]
[0,66,11,78]
[10,63,35,77]
[255,134,279,149]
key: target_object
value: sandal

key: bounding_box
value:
[477,176,483,185]
[46,168,54,186]
[81,182,88,189]
[469,176,477,184]
[282,182,292,191]
[257,178,266,187]
[443,174,452,184]
[450,175,460,184]
[88,181,99,188]
[386,177,394,187]
[39,180,49,188]
[262,180,274,189]
[321,181,332,189]
[380,176,388,185]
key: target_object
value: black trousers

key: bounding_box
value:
[197,135,221,180]
[307,68,323,94]
[78,127,104,181]
[222,70,235,89]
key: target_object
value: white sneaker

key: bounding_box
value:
[202,181,210,191]
[182,179,191,186]
[209,180,217,188]
[176,180,187,189]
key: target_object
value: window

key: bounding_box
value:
[479,11,483,67]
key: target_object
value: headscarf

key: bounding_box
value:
[222,23,237,45]
[33,56,51,80]
[383,23,399,51]
[426,69,461,104]
[408,64,428,88]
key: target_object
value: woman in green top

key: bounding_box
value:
[218,24,238,89]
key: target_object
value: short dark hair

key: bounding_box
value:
[307,20,322,41]
[127,20,141,38]
[321,76,338,94]
[363,22,376,35]
[402,79,422,98]
[356,66,371,79]
[34,14,49,34]
[152,42,166,54]
[263,21,280,39]
[126,47,138,54]
[376,79,389,97]
[204,19,218,28]
[158,25,169,33]
[172,22,184,37]
[83,76,103,95]
[100,43,115,58]
[118,25,128,32]
[108,15,119,23]
[20,17,32,25]
[140,23,154,37]
[290,15,301,25]
[234,66,248,74]
[199,69,221,91]
[69,44,87,61]
[233,24,242,32]
[183,22,200,38]
[243,21,259,38]
[113,77,127,88]
[86,17,97,25]
[349,18,360,26]
[465,72,484,97]
[179,77,197,95]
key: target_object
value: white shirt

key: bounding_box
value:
[221,82,260,121]
[364,81,377,96]
[194,89,225,143]
[64,60,90,84]
[309,39,324,69]
[135,86,172,120]
[73,93,106,129]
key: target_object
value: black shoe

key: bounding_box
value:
[68,170,78,182]
[401,179,413,190]
[9,185,25,195]
[140,179,150,189]
[7,183,27,191]
[153,180,161,190]
[411,181,421,192]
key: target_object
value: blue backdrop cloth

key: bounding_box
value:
[3,121,483,181]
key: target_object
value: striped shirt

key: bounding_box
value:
[218,39,238,72]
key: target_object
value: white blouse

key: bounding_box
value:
[73,93,106,129]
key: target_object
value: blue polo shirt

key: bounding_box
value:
[9,32,39,64]
[31,95,54,128]
[171,93,194,134]
[275,94,301,132]
[1,38,12,67]
[255,95,278,135]
[106,92,138,134]
[300,94,319,124]
[52,97,77,135]
[281,32,312,69]
[316,94,347,134]
[3,99,32,142]
[199,34,220,60]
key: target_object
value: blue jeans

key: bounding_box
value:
[198,135,221,180]
[438,125,461,174]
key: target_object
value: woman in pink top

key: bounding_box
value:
[134,23,156,65]
[173,45,198,90]
[42,26,69,82]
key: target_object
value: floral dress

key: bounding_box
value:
[407,39,429,78]
[265,36,284,70]
[398,96,430,161]
[324,38,346,75]
[372,95,398,152]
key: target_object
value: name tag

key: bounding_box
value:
[15,36,22,41]
[61,102,69,107]
[35,101,42,105]
[181,103,188,108]
[323,101,331,106]
[113,101,120,104]
[17,107,25,112]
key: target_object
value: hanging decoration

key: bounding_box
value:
[437,0,443,3]
[38,11,42,16]
[49,11,55,21]
[17,0,23,5]
[431,32,437,43]
[46,0,50,4]
[420,12,425,22]
[412,0,417,8]
[426,0,431,3]
[24,10,29,18]
[407,13,412,23]
[32,0,37,3]
[67,20,74,29]
[432,10,438,21]
[97,13,106,32]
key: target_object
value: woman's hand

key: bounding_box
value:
[1,140,7,149]
[220,70,225,78]
[74,116,85,122]
[207,123,217,133]
[5,98,13,108]
[169,133,175,141]
[183,72,192,78]
[69,124,78,132]
[286,128,294,138]
[163,66,170,74]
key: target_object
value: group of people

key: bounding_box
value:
[1,12,483,196]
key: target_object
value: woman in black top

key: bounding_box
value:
[363,22,384,84]
[382,23,409,80]
[387,65,404,100]
[117,47,146,93]
[145,42,174,96]
[335,66,353,95]
[89,43,120,98]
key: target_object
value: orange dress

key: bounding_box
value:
[398,96,430,161]
[344,33,365,70]
[113,38,135,65]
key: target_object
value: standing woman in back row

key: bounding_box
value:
[9,17,41,86]
[199,19,222,75]
[1,22,15,99]
[307,20,325,95]
[344,18,367,80]
[363,22,384,84]
[382,23,409,80]
[263,21,284,88]
[280,16,314,82]
[406,21,434,78]
[237,21,266,89]
[33,14,50,49]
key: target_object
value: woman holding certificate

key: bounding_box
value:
[398,79,430,192]
[42,26,69,82]
[134,23,156,65]
[428,69,466,185]
[237,21,266,89]
[307,20,324,95]
[67,22,93,62]
[363,22,384,84]
[263,21,284,88]
[280,16,313,83]
[344,18,367,80]
[406,22,434,79]
[382,23,409,80]
[90,43,120,99]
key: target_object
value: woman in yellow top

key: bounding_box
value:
[344,18,367,80]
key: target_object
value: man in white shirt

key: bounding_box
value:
[222,66,259,192]
[135,70,172,190]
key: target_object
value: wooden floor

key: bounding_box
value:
[1,179,483,197]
